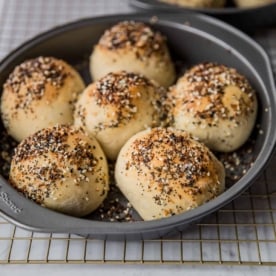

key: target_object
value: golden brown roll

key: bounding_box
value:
[159,0,225,8]
[115,128,225,221]
[234,0,274,7]
[1,56,85,142]
[166,62,258,152]
[9,125,109,217]
[90,21,176,88]
[74,71,164,160]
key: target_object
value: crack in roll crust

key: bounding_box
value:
[9,125,109,217]
[166,62,258,152]
[115,128,225,220]
[90,21,176,88]
[1,56,85,142]
[74,71,165,160]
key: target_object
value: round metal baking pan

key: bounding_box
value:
[130,0,276,31]
[0,13,275,240]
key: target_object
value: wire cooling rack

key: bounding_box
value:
[1,0,276,266]
[1,172,276,265]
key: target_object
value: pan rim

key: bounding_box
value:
[0,12,275,238]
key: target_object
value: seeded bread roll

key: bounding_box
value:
[234,0,273,7]
[115,128,225,221]
[74,71,164,160]
[159,0,225,8]
[9,125,109,217]
[1,56,85,142]
[90,21,176,88]
[166,62,258,152]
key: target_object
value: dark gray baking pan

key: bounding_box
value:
[130,0,276,31]
[0,13,275,240]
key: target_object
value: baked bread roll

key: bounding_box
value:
[9,125,109,217]
[115,128,225,221]
[74,71,164,160]
[159,0,225,8]
[166,62,258,152]
[1,56,85,142]
[90,21,176,88]
[234,0,274,7]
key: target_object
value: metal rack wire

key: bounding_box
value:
[1,0,276,266]
[1,169,276,265]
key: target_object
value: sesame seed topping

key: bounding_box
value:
[0,121,257,221]
[98,21,167,60]
[0,55,261,222]
[125,128,221,207]
[4,56,69,110]
[9,125,102,203]
[94,71,151,106]
[168,62,256,127]
[76,71,163,130]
